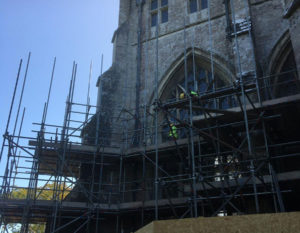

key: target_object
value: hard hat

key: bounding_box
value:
[180,93,185,99]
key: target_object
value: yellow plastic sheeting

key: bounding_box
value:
[135,212,300,233]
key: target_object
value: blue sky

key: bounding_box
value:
[0,0,119,185]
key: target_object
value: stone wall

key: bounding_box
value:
[96,0,300,144]
[135,212,300,233]
[287,7,300,72]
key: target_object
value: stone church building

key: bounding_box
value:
[2,0,300,233]
[78,0,300,232]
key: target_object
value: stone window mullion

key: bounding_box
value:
[150,0,168,27]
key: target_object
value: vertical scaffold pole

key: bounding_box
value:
[141,4,150,226]
[87,60,99,232]
[5,53,30,202]
[85,61,92,123]
[230,0,258,213]
[154,11,159,221]
[12,53,31,141]
[44,57,56,126]
[134,1,144,146]
[96,54,105,233]
[51,62,76,232]
[12,108,26,189]
[208,0,215,100]
[242,0,285,212]
[230,0,253,158]
[184,17,198,218]
[0,59,23,162]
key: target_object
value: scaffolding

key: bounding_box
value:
[1,0,300,232]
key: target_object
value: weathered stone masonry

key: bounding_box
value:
[97,0,300,140]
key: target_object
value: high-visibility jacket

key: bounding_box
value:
[190,91,198,97]
[180,91,198,99]
[169,125,178,138]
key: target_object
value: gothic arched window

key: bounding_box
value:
[269,41,299,98]
[160,56,235,141]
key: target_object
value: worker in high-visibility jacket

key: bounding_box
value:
[168,123,178,139]
[190,91,198,97]
[180,91,198,99]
